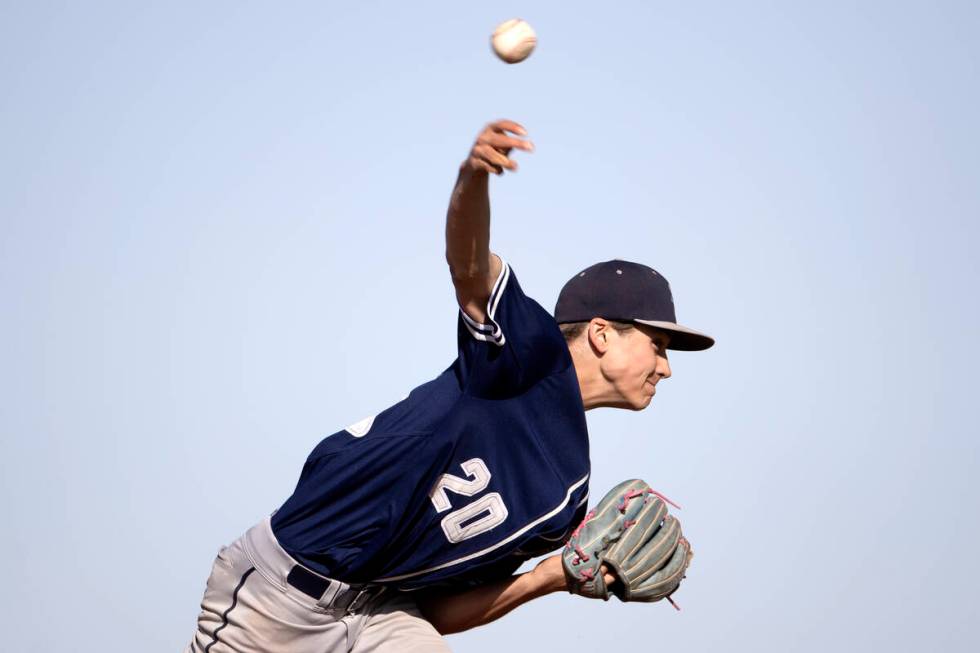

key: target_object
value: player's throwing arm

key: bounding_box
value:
[446,120,533,324]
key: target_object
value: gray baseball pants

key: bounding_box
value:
[185,517,451,652]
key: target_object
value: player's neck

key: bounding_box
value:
[569,347,617,411]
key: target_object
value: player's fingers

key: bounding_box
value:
[601,564,617,587]
[486,119,527,136]
[475,145,513,172]
[467,155,502,175]
[474,143,517,172]
[477,132,534,153]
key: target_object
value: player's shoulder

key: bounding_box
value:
[306,371,461,461]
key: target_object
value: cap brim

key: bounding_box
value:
[632,319,715,351]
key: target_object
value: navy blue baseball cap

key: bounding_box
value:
[554,260,714,351]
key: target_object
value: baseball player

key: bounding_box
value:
[185,120,713,653]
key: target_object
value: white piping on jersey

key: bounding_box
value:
[460,312,493,333]
[459,259,510,347]
[487,259,509,321]
[533,493,591,542]
[375,472,589,583]
[538,492,586,542]
[459,261,508,344]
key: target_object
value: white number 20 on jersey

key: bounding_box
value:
[429,458,509,543]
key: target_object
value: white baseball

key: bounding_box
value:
[491,19,537,64]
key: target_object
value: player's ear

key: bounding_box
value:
[587,318,611,355]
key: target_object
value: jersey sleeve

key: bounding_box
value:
[456,259,570,398]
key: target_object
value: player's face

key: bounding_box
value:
[600,325,672,410]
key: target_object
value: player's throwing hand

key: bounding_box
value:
[463,120,534,175]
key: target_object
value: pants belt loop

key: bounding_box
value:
[315,578,348,610]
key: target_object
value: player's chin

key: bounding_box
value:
[629,392,654,411]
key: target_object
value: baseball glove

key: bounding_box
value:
[562,479,691,607]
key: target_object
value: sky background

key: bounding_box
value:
[2,1,978,651]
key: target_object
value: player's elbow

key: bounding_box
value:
[446,253,489,284]
[447,257,493,311]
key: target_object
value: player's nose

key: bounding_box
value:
[657,355,672,380]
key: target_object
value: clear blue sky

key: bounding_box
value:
[2,1,978,651]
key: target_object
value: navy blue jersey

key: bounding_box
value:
[271,261,590,589]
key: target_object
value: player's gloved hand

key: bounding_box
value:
[562,479,692,606]
[531,555,616,594]
[462,120,534,176]
[602,498,692,605]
